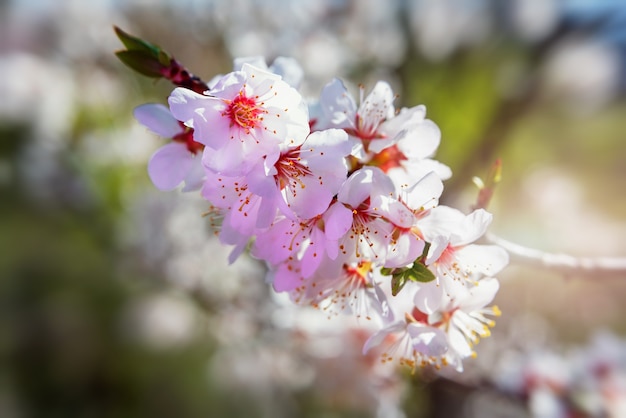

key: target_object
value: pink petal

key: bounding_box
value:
[286,175,334,220]
[323,202,353,241]
[300,238,324,278]
[251,218,294,265]
[134,103,182,138]
[147,143,195,191]
[272,262,304,292]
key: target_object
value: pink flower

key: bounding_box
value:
[202,129,352,255]
[201,170,277,235]
[134,103,204,191]
[252,201,351,280]
[168,63,310,176]
[270,258,389,322]
[325,166,422,267]
[247,128,351,220]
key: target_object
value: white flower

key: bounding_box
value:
[425,277,502,371]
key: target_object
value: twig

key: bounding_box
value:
[485,233,626,279]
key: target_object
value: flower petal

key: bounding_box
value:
[407,323,449,357]
[134,103,182,138]
[413,281,443,314]
[323,202,353,241]
[459,277,500,312]
[147,143,195,191]
[320,78,357,129]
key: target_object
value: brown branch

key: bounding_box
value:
[486,233,626,279]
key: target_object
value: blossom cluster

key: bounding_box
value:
[131,50,508,372]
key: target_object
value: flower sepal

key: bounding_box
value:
[381,243,436,296]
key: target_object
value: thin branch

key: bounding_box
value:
[486,233,626,279]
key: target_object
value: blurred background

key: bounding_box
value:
[1,0,626,417]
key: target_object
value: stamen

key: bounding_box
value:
[223,93,264,132]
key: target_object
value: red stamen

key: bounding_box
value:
[224,93,261,131]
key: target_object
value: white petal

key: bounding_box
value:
[380,197,414,228]
[459,277,500,312]
[425,234,450,265]
[338,167,374,208]
[456,244,510,277]
[420,205,464,241]
[362,320,406,354]
[320,78,357,129]
[269,56,304,88]
[384,234,425,268]
[413,281,443,314]
[397,119,441,160]
[407,323,449,357]
[448,326,473,358]
[233,56,267,71]
[358,81,395,127]
[167,87,208,126]
[403,171,443,210]
[451,208,493,246]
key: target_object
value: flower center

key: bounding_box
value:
[437,243,456,266]
[224,93,262,131]
[275,148,313,191]
[369,145,407,172]
[344,261,372,287]
[173,123,203,154]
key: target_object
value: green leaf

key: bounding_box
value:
[391,274,408,296]
[157,50,172,67]
[115,51,165,78]
[406,262,436,283]
[380,267,394,276]
[114,26,161,57]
